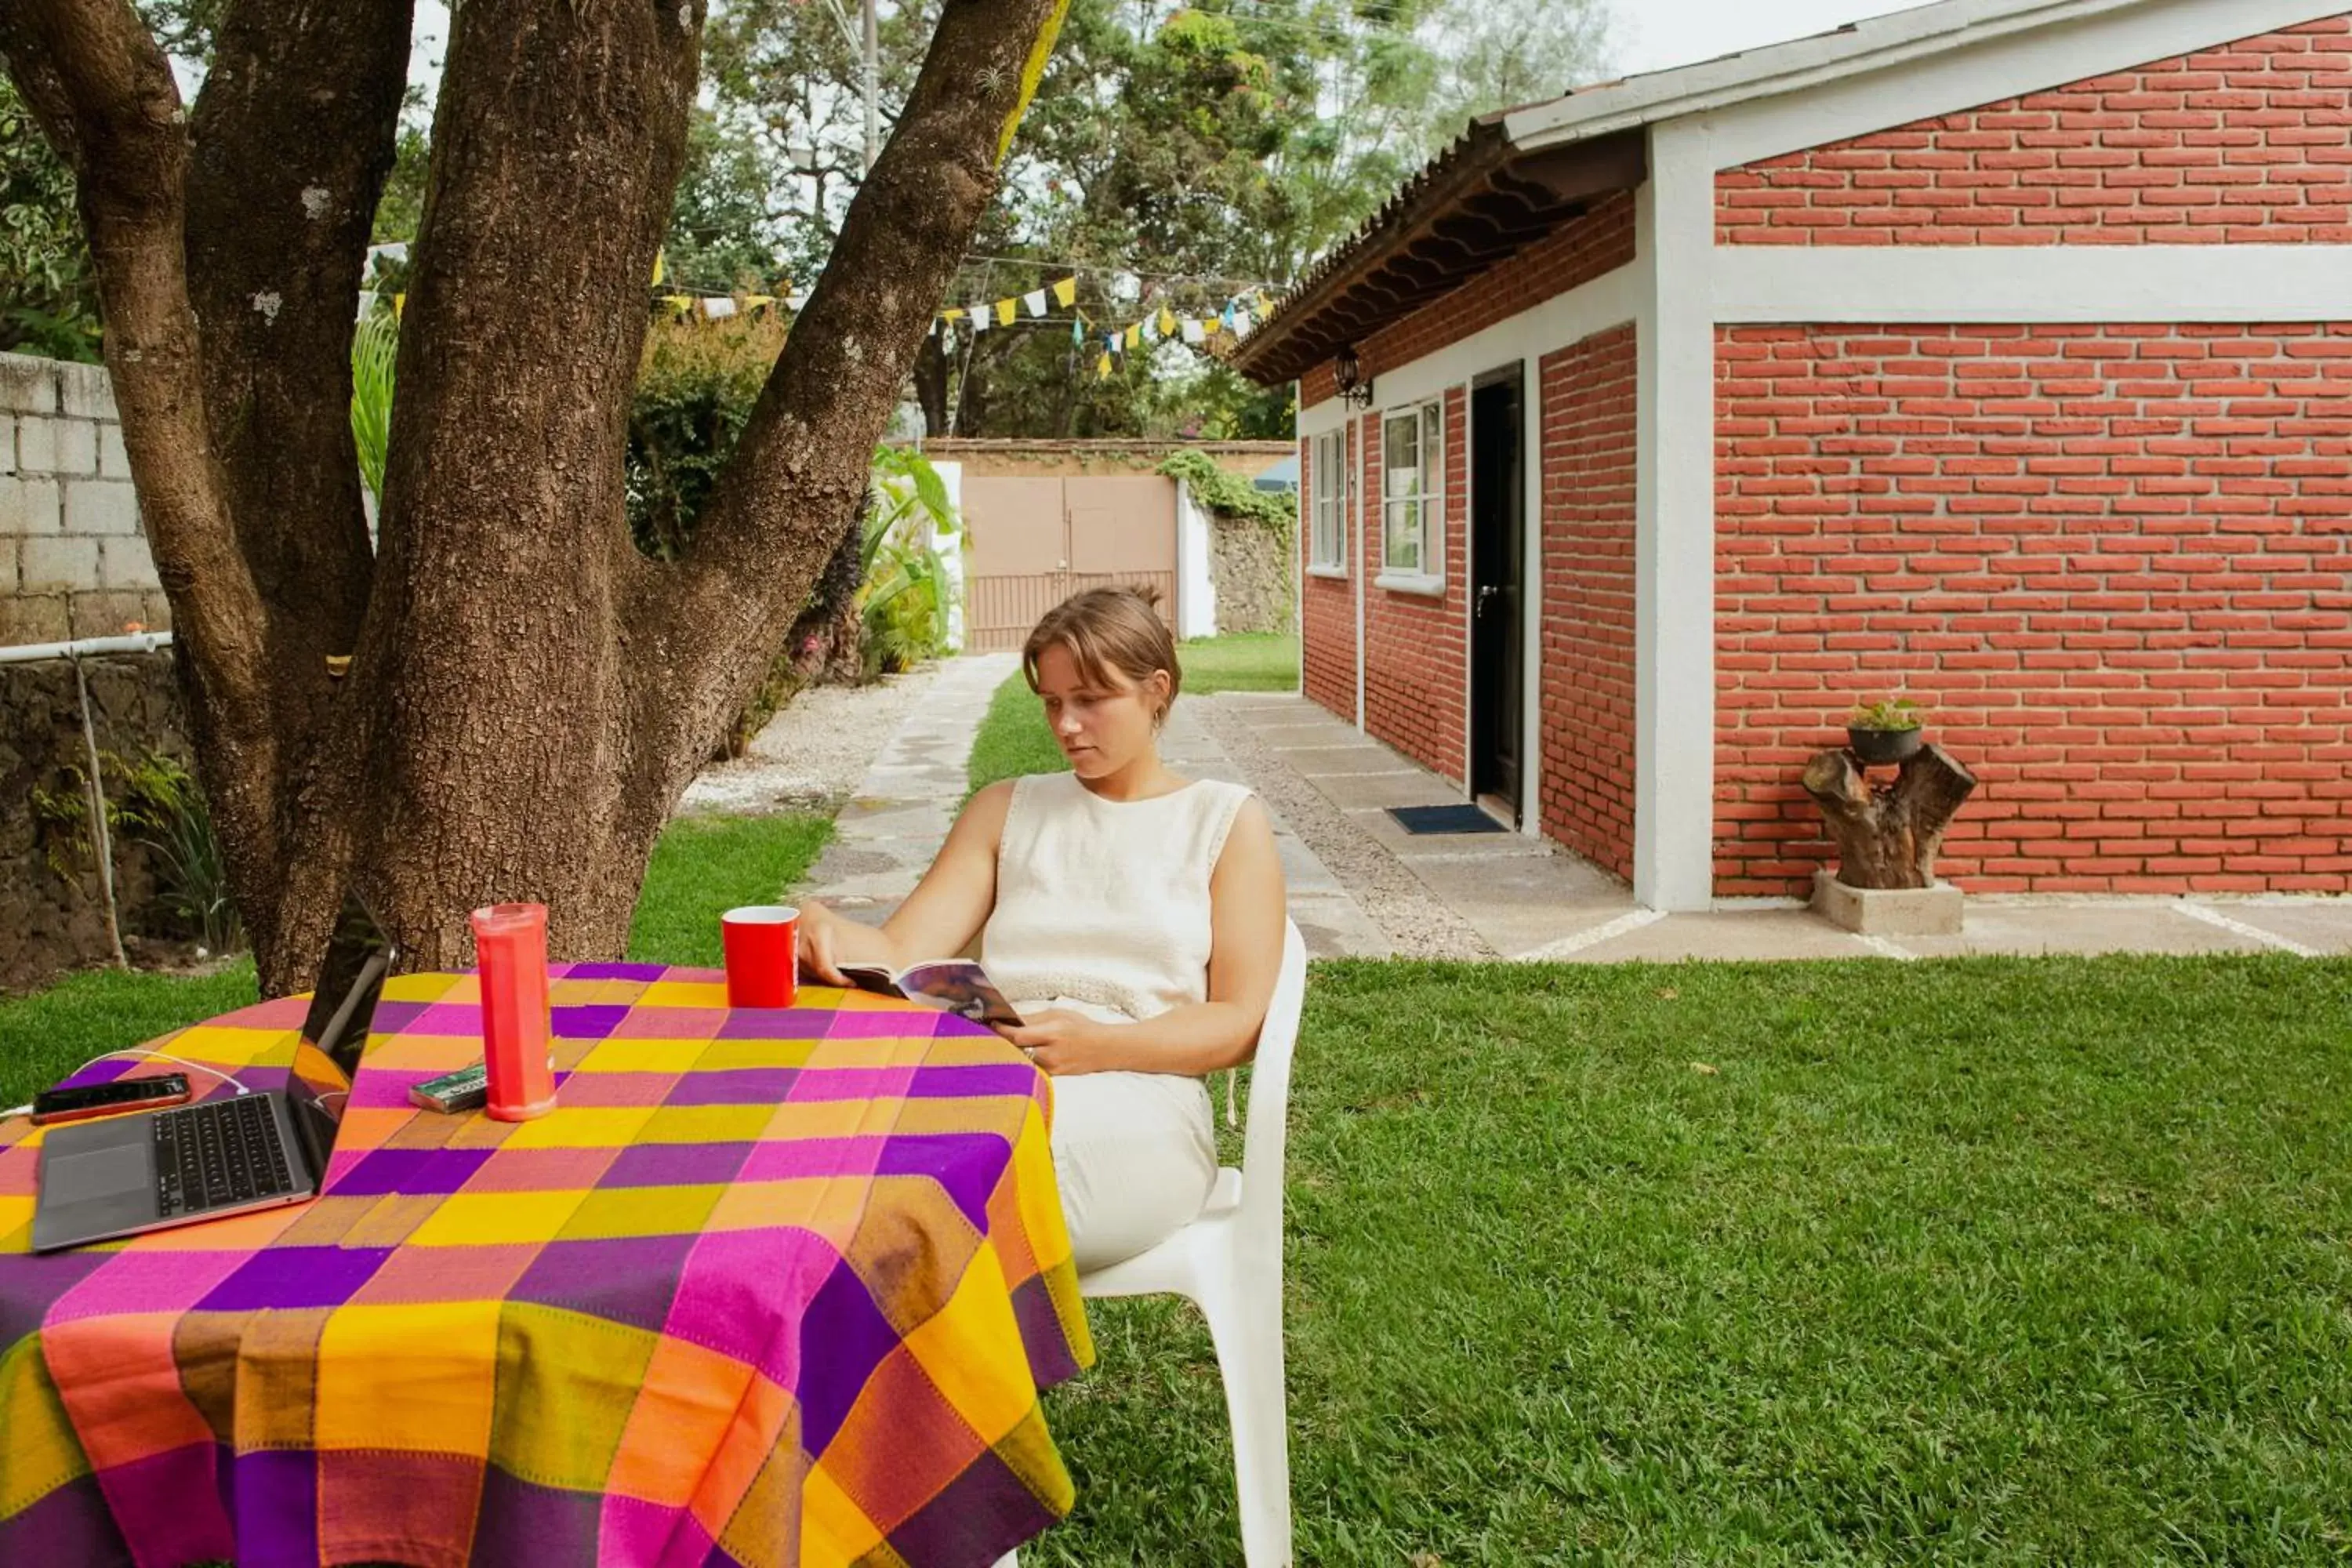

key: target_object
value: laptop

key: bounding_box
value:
[31,894,398,1254]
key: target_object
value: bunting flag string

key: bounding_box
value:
[642,263,1282,385]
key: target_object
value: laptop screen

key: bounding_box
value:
[283,895,397,1151]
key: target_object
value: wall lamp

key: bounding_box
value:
[1334,343,1374,409]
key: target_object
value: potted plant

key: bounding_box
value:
[1846,695,1926,765]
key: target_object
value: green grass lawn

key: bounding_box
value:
[623,811,833,967]
[9,785,2350,1560]
[1181,630,1299,694]
[1045,954,2352,1566]
[0,811,832,1108]
[966,632,1301,798]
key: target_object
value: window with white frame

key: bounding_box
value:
[1310,429,1347,571]
[1381,400,1443,580]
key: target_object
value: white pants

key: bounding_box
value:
[1020,998,1217,1272]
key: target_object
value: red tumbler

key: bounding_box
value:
[471,902,557,1121]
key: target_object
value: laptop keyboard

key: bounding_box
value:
[152,1095,298,1217]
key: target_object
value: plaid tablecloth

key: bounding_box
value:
[0,963,1094,1567]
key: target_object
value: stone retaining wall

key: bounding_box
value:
[1,650,190,993]
[0,352,168,646]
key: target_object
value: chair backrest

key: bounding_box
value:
[1236,918,1308,1235]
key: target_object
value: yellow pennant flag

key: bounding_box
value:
[1123,323,1142,349]
[1157,306,1177,337]
[742,294,774,308]
[1052,276,1077,308]
[392,293,405,319]
[942,307,965,322]
[651,247,666,285]
[1200,315,1221,336]
[996,297,1018,327]
[662,294,693,318]
[1097,352,1113,379]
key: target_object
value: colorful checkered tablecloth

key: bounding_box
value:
[0,963,1094,1567]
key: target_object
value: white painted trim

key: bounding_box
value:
[1297,401,1352,438]
[1714,245,2352,323]
[1307,426,1351,571]
[1376,397,1449,586]
[1352,416,1367,731]
[1634,122,1721,913]
[1519,352,1546,841]
[1461,378,1477,808]
[1173,478,1218,639]
[1353,267,1642,418]
[1700,0,2343,171]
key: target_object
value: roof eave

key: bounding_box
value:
[1233,128,1646,386]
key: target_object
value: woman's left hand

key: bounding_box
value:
[996,1010,1115,1076]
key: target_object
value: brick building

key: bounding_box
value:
[1233,0,2351,909]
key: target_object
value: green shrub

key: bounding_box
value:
[350,311,397,506]
[624,312,786,560]
[32,750,240,953]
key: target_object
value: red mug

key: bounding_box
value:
[721,906,799,1009]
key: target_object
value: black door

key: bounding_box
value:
[1469,368,1525,820]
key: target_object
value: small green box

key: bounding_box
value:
[408,1062,488,1113]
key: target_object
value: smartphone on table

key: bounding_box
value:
[31,1074,194,1127]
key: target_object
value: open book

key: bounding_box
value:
[837,959,1025,1029]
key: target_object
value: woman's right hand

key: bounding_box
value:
[796,900,852,986]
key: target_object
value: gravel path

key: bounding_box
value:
[677,661,949,815]
[1194,695,1496,960]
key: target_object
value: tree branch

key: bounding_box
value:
[184,0,412,748]
[622,0,1071,812]
[0,0,287,939]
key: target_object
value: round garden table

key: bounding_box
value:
[0,963,1093,1568]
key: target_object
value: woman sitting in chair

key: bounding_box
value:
[797,586,1288,1271]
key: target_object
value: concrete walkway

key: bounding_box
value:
[791,655,1392,959]
[1201,692,2352,963]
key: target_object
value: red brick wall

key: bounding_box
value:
[1715,322,2352,897]
[1299,191,1637,408]
[1716,15,2352,245]
[1537,324,1640,878]
[1298,429,1359,722]
[1360,390,1469,784]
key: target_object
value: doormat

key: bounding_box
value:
[1387,804,1508,836]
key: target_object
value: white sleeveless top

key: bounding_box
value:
[983,771,1254,1023]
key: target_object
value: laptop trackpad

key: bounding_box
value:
[50,1144,152,1199]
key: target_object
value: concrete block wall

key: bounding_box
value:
[0,351,168,645]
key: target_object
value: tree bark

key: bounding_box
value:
[7,0,1071,991]
[1802,744,1978,890]
[0,0,286,966]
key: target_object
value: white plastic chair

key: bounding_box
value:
[997,918,1307,1568]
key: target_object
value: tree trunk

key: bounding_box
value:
[1802,743,1978,890]
[9,0,1073,993]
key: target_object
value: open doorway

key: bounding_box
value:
[1468,365,1526,825]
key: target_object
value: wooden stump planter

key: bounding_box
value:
[1802,742,1978,891]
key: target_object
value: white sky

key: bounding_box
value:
[1610,0,1927,75]
[397,1,1940,112]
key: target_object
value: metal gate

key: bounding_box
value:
[960,474,1178,652]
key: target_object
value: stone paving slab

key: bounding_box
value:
[2210,902,2352,956]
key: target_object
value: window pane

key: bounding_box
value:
[1385,412,1417,477]
[1386,499,1420,572]
[1421,403,1442,495]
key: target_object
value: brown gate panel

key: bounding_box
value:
[960,474,1177,652]
[1063,476,1177,628]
